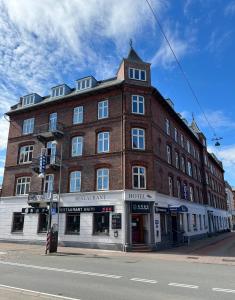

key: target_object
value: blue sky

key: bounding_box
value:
[0,0,235,186]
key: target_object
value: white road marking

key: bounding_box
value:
[0,252,6,255]
[0,284,81,300]
[168,282,199,289]
[0,261,122,279]
[212,288,235,294]
[130,278,157,284]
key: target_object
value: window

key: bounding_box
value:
[98,100,108,119]
[23,118,34,135]
[49,112,57,131]
[132,166,146,189]
[51,86,64,97]
[181,156,186,173]
[72,136,83,156]
[179,214,184,231]
[70,171,81,192]
[165,119,170,135]
[180,134,184,147]
[12,213,24,233]
[132,95,144,114]
[73,106,83,124]
[187,161,192,177]
[97,132,109,153]
[168,176,173,196]
[192,214,197,231]
[194,165,198,180]
[38,214,48,233]
[132,128,145,150]
[189,186,194,201]
[77,78,91,90]
[174,128,178,142]
[175,151,179,169]
[160,213,167,235]
[22,94,35,106]
[203,215,207,229]
[187,140,190,153]
[183,183,188,200]
[16,177,31,195]
[129,68,146,81]
[97,168,109,191]
[177,179,181,198]
[93,212,110,235]
[199,215,202,230]
[187,213,191,232]
[66,213,80,234]
[44,174,54,193]
[47,141,57,164]
[19,145,34,164]
[166,145,172,164]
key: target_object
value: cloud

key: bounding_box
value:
[206,30,233,55]
[0,116,9,151]
[208,144,235,185]
[197,110,235,130]
[151,23,195,68]
[225,1,235,15]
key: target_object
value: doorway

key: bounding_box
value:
[171,215,178,243]
[132,214,145,244]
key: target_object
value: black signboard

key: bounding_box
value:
[112,213,122,229]
[59,206,114,213]
[131,202,150,213]
[22,206,114,214]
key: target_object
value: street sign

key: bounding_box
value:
[51,208,57,215]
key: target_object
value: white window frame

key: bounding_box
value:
[166,145,172,164]
[97,168,109,191]
[98,100,109,119]
[187,161,192,177]
[166,119,170,135]
[187,140,190,153]
[47,141,57,164]
[70,171,81,192]
[168,176,173,196]
[22,118,34,135]
[49,112,57,131]
[132,95,145,115]
[16,177,31,195]
[43,174,54,194]
[129,68,146,81]
[132,166,146,189]
[181,156,186,173]
[174,128,178,142]
[19,145,34,164]
[51,86,64,98]
[97,132,110,153]
[131,128,145,150]
[73,106,83,124]
[22,94,35,107]
[71,136,83,157]
[175,151,179,169]
[180,134,184,147]
[77,78,91,91]
[189,186,194,201]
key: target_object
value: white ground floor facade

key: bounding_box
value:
[0,190,231,251]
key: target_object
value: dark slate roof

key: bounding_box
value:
[126,47,143,62]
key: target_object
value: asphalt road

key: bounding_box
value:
[0,243,235,300]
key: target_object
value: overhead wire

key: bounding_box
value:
[145,0,218,138]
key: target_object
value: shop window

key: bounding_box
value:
[187,213,191,232]
[65,213,80,234]
[93,213,109,235]
[192,214,197,231]
[12,212,24,233]
[160,213,167,235]
[179,214,184,231]
[38,213,48,233]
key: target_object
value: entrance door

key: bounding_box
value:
[171,215,178,243]
[132,214,144,244]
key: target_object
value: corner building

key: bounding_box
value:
[0,48,230,251]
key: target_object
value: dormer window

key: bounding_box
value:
[22,93,41,107]
[77,76,97,91]
[22,94,35,106]
[129,68,146,81]
[51,84,71,98]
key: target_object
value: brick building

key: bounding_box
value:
[0,47,230,250]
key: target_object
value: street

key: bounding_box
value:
[0,233,235,299]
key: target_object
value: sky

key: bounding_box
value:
[0,0,235,186]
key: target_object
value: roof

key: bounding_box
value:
[126,47,143,62]
[7,78,124,115]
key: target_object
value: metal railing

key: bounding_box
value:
[34,122,64,135]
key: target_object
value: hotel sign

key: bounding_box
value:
[126,192,154,201]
